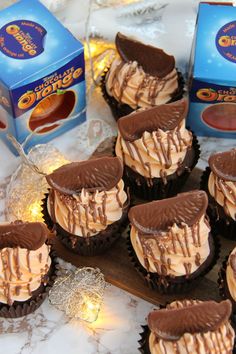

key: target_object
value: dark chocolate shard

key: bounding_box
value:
[0,221,48,250]
[118,99,188,141]
[148,300,232,341]
[46,156,123,195]
[115,32,175,78]
[209,149,236,182]
[128,190,208,234]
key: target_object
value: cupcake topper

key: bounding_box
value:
[209,149,236,182]
[148,300,232,341]
[46,156,123,195]
[117,99,188,142]
[0,221,48,250]
[115,32,175,78]
[129,190,208,234]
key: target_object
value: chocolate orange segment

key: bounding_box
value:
[148,300,232,341]
[118,99,188,141]
[209,149,236,182]
[128,190,208,234]
[115,32,175,78]
[46,156,123,195]
[0,221,48,250]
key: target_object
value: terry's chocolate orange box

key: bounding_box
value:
[187,2,236,138]
[0,0,86,152]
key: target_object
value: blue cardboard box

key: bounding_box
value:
[187,2,236,138]
[0,0,86,152]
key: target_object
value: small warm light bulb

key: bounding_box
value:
[96,60,106,71]
[84,42,99,60]
[81,295,102,323]
[28,202,42,221]
[87,301,95,310]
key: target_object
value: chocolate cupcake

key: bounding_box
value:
[43,156,129,256]
[201,149,236,239]
[102,32,184,120]
[139,299,234,354]
[0,221,56,318]
[128,190,218,293]
[219,247,236,323]
[115,99,200,200]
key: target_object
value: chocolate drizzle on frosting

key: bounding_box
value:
[129,190,208,234]
[115,32,175,78]
[0,221,48,250]
[148,300,232,341]
[209,149,236,182]
[118,99,188,142]
[46,156,123,195]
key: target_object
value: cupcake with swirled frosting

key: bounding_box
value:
[43,156,129,256]
[0,221,56,318]
[102,32,184,120]
[128,190,218,293]
[219,246,236,326]
[115,98,199,200]
[139,299,234,354]
[201,148,236,239]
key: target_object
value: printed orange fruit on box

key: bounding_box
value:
[202,103,236,132]
[29,91,76,134]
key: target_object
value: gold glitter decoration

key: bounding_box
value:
[49,267,106,323]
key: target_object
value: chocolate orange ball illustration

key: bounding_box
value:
[196,88,218,102]
[18,92,36,110]
[6,24,19,35]
[218,35,231,47]
[29,91,76,134]
[202,103,236,131]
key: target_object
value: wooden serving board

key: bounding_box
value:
[53,234,220,306]
[52,166,235,306]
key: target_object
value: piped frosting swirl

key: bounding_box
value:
[115,100,193,180]
[226,246,236,303]
[105,33,179,109]
[47,156,128,237]
[129,191,211,277]
[148,299,234,354]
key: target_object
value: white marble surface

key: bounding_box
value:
[0,1,235,354]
